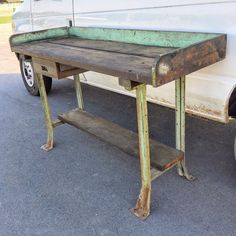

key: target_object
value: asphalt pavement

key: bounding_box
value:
[0,73,236,236]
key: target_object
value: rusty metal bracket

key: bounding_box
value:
[130,83,151,220]
[118,78,140,91]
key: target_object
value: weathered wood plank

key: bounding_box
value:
[58,110,184,171]
[154,35,226,87]
[49,38,176,58]
[12,41,155,84]
[11,32,226,86]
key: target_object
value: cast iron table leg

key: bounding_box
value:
[175,76,195,180]
[35,73,54,151]
[130,83,151,220]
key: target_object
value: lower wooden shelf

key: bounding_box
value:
[58,109,184,171]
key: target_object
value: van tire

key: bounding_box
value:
[20,57,52,96]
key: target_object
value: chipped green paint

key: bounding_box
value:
[69,27,220,48]
[10,26,222,48]
[175,77,194,180]
[132,83,151,219]
[35,73,54,151]
[10,27,69,46]
[175,78,182,153]
[136,83,151,186]
[74,74,84,110]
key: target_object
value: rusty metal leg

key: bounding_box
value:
[175,77,194,180]
[74,74,84,110]
[35,73,54,151]
[130,83,151,220]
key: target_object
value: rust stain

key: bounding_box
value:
[186,104,222,117]
[164,153,184,170]
[131,186,151,220]
[149,96,223,121]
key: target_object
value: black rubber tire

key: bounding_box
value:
[19,58,52,96]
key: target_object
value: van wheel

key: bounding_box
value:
[20,58,52,96]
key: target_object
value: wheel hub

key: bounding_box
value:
[22,61,34,87]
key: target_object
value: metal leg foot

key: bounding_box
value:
[177,161,195,180]
[41,142,53,152]
[175,77,195,181]
[35,73,54,151]
[131,84,151,220]
[130,186,151,220]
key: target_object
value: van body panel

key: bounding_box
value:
[12,0,32,32]
[31,0,73,31]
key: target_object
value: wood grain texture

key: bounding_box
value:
[58,110,184,171]
[32,57,87,79]
[12,41,155,84]
[154,35,227,87]
[11,33,226,86]
[49,38,176,58]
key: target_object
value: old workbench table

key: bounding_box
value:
[10,27,226,219]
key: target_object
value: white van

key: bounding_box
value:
[12,0,236,123]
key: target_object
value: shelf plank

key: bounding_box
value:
[58,110,184,171]
[49,38,176,58]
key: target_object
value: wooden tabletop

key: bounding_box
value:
[11,33,226,87]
